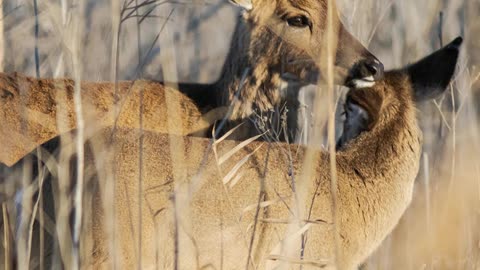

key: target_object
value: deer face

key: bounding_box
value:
[230,0,383,87]
[337,37,462,149]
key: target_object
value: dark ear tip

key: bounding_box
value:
[447,37,463,50]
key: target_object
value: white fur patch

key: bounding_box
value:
[352,76,375,89]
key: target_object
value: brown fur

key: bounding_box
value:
[68,71,420,270]
[0,72,227,166]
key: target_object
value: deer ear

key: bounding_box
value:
[407,37,462,102]
[229,0,253,10]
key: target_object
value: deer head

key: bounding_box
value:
[337,37,462,151]
[222,0,384,119]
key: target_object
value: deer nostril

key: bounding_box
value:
[365,60,384,80]
[366,63,378,75]
[345,59,385,87]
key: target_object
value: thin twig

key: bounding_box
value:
[121,0,170,22]
[71,0,86,267]
[245,144,272,270]
[326,0,340,267]
[0,4,23,21]
[17,156,33,269]
[367,0,394,45]
[123,0,166,11]
[438,11,444,47]
[447,83,457,196]
[110,8,175,142]
[172,192,179,270]
[26,166,47,267]
[432,100,452,131]
[135,0,144,268]
[132,8,175,78]
[31,1,44,268]
[33,0,40,78]
[109,0,122,267]
[267,255,328,268]
[2,203,12,270]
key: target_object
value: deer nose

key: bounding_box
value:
[345,58,384,88]
[361,59,384,81]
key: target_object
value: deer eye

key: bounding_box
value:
[285,15,311,28]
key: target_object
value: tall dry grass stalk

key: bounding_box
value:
[0,1,4,71]
[325,0,340,266]
[70,0,86,269]
[0,3,7,268]
[157,18,192,270]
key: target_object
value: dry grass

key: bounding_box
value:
[0,0,479,269]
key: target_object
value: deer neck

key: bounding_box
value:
[341,86,422,186]
[213,17,288,120]
[334,84,422,265]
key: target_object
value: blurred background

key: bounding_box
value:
[1,0,479,269]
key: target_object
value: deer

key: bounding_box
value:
[0,37,461,269]
[0,0,382,167]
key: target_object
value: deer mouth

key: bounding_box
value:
[344,59,384,88]
[347,76,376,89]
